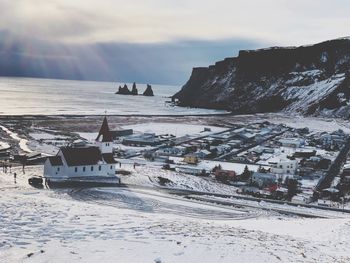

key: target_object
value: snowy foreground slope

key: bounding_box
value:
[1,166,350,263]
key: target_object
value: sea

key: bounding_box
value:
[0,77,226,116]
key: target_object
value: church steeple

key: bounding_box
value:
[95,116,114,154]
[96,116,113,142]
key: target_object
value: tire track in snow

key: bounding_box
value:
[70,187,262,220]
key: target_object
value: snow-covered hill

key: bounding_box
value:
[1,166,350,262]
[173,38,350,118]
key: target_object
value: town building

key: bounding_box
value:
[156,146,185,156]
[293,149,317,158]
[183,154,199,164]
[320,130,347,150]
[122,133,162,147]
[214,169,236,182]
[216,144,232,155]
[251,146,274,155]
[194,149,211,159]
[270,159,298,175]
[251,172,277,188]
[278,138,305,148]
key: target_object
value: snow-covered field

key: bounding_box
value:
[118,162,239,194]
[165,156,264,175]
[78,122,227,141]
[1,165,350,263]
[27,132,70,155]
[260,113,350,133]
[122,123,226,137]
[26,140,59,156]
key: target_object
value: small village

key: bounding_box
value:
[1,116,350,211]
[115,119,350,208]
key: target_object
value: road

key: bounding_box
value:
[186,195,339,219]
[316,136,350,191]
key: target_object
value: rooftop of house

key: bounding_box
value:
[48,156,63,166]
[60,146,116,166]
[239,132,256,139]
[279,138,305,143]
[61,146,101,166]
[231,128,246,134]
[197,149,211,155]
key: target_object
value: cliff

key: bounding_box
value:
[173,38,350,117]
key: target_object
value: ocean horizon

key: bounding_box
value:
[0,77,226,116]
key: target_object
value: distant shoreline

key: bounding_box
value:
[0,112,232,119]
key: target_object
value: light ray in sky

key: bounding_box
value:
[0,0,349,84]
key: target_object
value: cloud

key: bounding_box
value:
[0,0,349,44]
[0,1,349,84]
[0,31,264,84]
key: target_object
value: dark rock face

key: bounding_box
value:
[131,82,138,95]
[116,84,131,95]
[143,84,154,96]
[173,38,350,117]
[116,83,155,97]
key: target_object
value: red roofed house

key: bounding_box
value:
[214,169,236,182]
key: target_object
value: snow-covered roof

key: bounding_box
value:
[198,150,211,155]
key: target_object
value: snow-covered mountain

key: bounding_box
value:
[173,38,350,118]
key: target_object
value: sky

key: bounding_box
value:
[0,0,349,84]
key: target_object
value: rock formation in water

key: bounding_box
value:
[115,83,155,97]
[116,84,132,95]
[131,82,138,95]
[143,84,154,96]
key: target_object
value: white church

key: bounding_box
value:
[43,117,120,186]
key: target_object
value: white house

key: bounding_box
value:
[270,159,298,175]
[279,138,305,148]
[216,144,232,155]
[43,117,120,186]
[156,146,185,156]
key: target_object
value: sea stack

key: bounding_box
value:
[143,84,154,96]
[116,84,132,95]
[131,82,138,95]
